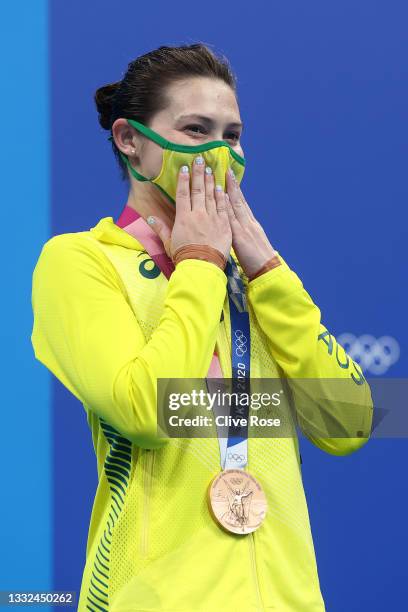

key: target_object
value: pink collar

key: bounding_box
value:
[116,204,175,280]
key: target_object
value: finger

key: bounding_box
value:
[226,169,250,225]
[176,165,192,214]
[225,193,240,230]
[191,155,206,211]
[204,166,217,214]
[239,188,257,222]
[214,184,228,216]
[146,215,172,256]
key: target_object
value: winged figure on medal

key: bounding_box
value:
[220,478,254,529]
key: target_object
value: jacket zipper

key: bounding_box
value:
[248,532,264,610]
[140,448,155,558]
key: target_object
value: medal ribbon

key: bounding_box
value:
[115,204,251,470]
[221,281,251,470]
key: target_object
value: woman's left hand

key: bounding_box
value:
[225,169,277,279]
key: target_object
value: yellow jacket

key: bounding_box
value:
[31,216,373,611]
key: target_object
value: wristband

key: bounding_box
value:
[172,244,227,271]
[247,253,282,281]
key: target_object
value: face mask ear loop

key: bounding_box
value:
[120,150,150,182]
[126,118,172,150]
[107,134,151,181]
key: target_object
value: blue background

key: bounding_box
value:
[3,1,407,610]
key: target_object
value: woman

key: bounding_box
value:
[31,43,373,611]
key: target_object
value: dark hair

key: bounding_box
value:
[94,43,238,181]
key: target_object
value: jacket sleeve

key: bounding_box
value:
[246,250,374,456]
[30,234,227,449]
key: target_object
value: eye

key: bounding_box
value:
[185,124,207,136]
[225,132,240,143]
[184,125,241,143]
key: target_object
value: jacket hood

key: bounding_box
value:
[89,216,145,251]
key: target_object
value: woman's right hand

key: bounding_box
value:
[147,156,232,262]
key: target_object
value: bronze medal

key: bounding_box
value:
[207,468,267,535]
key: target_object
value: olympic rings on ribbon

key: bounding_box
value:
[234,329,248,357]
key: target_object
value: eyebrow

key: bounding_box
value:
[175,113,243,129]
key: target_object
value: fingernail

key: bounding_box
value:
[180,165,189,174]
[195,156,204,165]
[147,216,155,225]
[215,184,223,192]
[229,168,235,178]
[205,166,213,175]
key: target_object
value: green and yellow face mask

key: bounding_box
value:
[108,118,246,206]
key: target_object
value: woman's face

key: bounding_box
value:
[119,76,244,180]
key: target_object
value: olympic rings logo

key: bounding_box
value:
[227,453,246,462]
[234,329,248,357]
[337,333,400,375]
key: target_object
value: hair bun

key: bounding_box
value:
[94,81,121,130]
